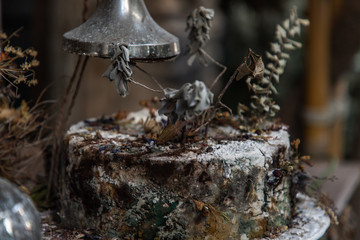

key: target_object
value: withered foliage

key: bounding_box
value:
[235,7,309,129]
[186,6,215,66]
[102,45,133,97]
[0,29,39,95]
[0,31,52,186]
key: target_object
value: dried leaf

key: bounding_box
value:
[286,39,302,48]
[237,103,249,114]
[193,199,205,211]
[270,83,279,95]
[271,104,280,111]
[272,74,279,84]
[102,45,133,97]
[299,18,310,26]
[270,43,281,53]
[187,54,197,66]
[276,24,287,39]
[283,19,290,30]
[283,43,296,50]
[278,59,287,68]
[157,121,186,145]
[266,63,277,73]
[143,117,162,135]
[236,49,264,80]
[292,139,301,151]
[260,77,270,85]
[265,51,279,62]
[186,6,215,55]
[250,102,257,109]
[280,52,290,59]
[235,62,252,81]
[289,25,301,37]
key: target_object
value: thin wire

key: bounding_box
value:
[129,78,163,93]
[135,65,164,90]
[198,48,227,90]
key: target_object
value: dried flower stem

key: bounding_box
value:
[65,56,89,126]
[129,78,163,93]
[216,70,237,114]
[48,56,88,199]
[241,7,309,124]
[82,0,89,22]
[198,48,227,90]
[135,65,164,90]
[0,27,23,47]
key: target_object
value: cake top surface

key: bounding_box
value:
[66,109,291,177]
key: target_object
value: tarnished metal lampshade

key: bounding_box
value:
[63,0,180,62]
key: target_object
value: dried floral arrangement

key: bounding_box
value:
[37,5,339,240]
[0,30,52,190]
[101,7,309,144]
[236,8,309,129]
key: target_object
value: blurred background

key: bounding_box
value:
[2,0,360,238]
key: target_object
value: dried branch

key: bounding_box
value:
[236,7,309,127]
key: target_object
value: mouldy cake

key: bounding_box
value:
[61,108,296,240]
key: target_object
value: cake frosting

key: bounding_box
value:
[61,109,295,239]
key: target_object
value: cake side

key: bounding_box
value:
[61,112,294,239]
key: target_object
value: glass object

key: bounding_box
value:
[0,178,42,240]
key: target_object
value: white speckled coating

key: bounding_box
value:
[260,193,330,240]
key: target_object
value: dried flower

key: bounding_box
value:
[1,31,40,92]
[26,49,38,58]
[31,59,40,67]
[20,62,31,71]
[102,45,133,97]
[27,79,38,86]
[186,6,215,66]
[4,45,15,53]
[16,49,24,58]
[142,117,162,135]
[159,80,214,123]
[0,32,7,39]
[14,75,27,84]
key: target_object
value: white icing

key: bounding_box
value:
[126,108,166,123]
[259,193,330,240]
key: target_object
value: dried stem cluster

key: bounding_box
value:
[237,7,309,128]
[0,31,53,185]
[0,29,39,96]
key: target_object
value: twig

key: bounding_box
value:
[198,48,227,90]
[65,56,89,127]
[47,56,84,200]
[216,70,237,114]
[0,27,23,47]
[135,64,164,90]
[129,78,163,93]
[82,0,89,22]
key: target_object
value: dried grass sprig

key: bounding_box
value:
[186,6,227,101]
[0,30,40,96]
[236,7,309,127]
[0,99,54,184]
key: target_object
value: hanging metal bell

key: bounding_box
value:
[63,0,180,62]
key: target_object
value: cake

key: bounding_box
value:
[61,108,295,239]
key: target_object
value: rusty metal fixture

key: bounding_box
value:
[63,0,180,62]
